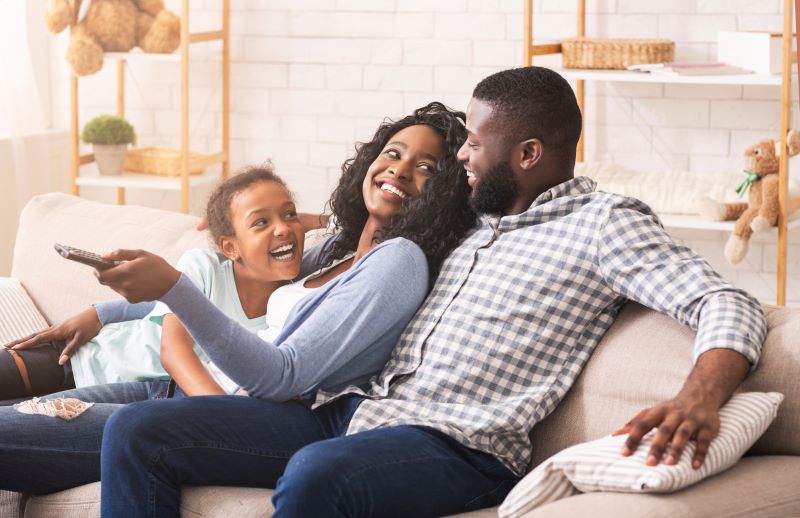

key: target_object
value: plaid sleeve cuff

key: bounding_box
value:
[693,291,766,369]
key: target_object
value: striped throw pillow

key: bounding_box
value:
[499,392,783,518]
[0,278,49,344]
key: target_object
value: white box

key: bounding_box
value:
[717,31,786,75]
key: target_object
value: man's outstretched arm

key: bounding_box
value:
[598,204,765,469]
[613,348,750,468]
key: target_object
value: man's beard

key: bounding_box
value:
[468,159,520,214]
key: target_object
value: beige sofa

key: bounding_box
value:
[2,193,799,518]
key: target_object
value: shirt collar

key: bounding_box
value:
[479,176,597,231]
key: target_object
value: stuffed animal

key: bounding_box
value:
[697,129,800,264]
[45,0,181,77]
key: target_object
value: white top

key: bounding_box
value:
[258,253,354,343]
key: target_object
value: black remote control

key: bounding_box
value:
[54,243,120,270]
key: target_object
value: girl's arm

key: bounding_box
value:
[94,300,155,325]
[5,306,101,365]
[160,313,227,396]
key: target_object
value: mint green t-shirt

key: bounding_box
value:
[70,249,266,389]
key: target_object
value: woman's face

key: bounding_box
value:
[362,124,446,224]
[221,181,305,283]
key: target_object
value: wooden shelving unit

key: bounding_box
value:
[69,0,230,213]
[523,0,796,305]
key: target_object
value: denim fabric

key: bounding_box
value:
[100,395,517,518]
[0,380,172,494]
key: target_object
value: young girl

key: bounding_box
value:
[0,165,306,401]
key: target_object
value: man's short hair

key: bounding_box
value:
[473,67,582,158]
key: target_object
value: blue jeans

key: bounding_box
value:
[101,395,519,517]
[0,380,173,494]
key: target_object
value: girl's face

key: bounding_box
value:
[220,181,305,283]
[362,124,446,224]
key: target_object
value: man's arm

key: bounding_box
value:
[614,348,749,468]
[598,201,766,468]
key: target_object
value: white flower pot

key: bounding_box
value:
[93,144,128,176]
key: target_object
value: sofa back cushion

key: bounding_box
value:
[12,193,208,325]
[529,302,799,468]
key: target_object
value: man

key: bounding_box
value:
[96,67,764,516]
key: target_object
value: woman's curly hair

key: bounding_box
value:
[325,102,477,282]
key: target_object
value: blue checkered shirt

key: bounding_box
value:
[324,176,766,476]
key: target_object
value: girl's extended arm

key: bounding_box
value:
[160,313,226,396]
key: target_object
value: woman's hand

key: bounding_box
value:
[3,306,102,365]
[95,249,181,303]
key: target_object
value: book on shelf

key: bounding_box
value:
[626,62,754,76]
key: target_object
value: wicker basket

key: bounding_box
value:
[561,38,675,70]
[123,147,208,176]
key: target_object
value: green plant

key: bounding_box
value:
[81,114,136,146]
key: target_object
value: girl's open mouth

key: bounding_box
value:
[269,244,295,261]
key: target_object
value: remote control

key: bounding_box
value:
[54,243,120,270]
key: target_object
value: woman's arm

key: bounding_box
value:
[160,314,227,396]
[97,239,428,401]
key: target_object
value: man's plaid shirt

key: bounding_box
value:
[327,176,765,476]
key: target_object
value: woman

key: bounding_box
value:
[0,102,476,495]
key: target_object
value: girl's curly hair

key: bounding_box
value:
[325,102,477,282]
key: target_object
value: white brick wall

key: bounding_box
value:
[48,0,799,305]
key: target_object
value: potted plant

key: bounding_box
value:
[81,114,136,175]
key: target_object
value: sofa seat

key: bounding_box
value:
[523,455,800,518]
[20,456,800,517]
[21,483,498,518]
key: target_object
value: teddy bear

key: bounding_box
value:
[44,0,181,77]
[697,129,800,264]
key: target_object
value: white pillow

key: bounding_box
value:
[0,277,49,344]
[499,392,784,518]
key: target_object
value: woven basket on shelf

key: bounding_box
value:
[123,147,208,176]
[561,38,675,70]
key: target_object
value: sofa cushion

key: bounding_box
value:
[0,278,48,343]
[516,455,800,518]
[500,392,783,518]
[12,193,208,325]
[22,483,498,518]
[528,302,800,468]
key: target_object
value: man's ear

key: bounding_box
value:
[219,236,239,262]
[519,138,543,170]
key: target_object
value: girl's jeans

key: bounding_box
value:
[0,380,173,494]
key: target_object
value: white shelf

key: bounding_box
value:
[660,214,800,232]
[104,49,218,62]
[76,172,220,191]
[556,67,787,86]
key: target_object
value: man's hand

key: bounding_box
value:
[96,249,181,303]
[612,348,751,469]
[3,306,102,365]
[613,391,721,469]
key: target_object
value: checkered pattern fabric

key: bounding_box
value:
[323,176,766,476]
